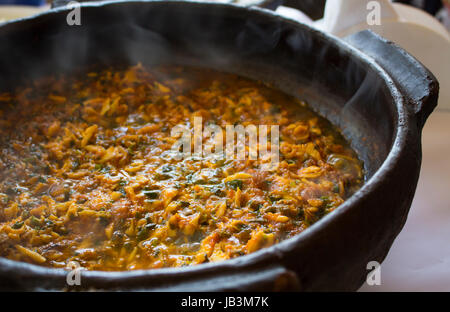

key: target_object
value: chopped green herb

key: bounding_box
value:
[30,216,41,229]
[143,190,160,199]
[94,163,103,171]
[179,201,190,208]
[226,179,243,190]
[12,221,24,229]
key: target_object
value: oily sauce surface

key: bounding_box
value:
[0,65,363,270]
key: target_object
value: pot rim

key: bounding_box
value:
[0,0,409,282]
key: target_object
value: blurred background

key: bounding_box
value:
[0,0,448,30]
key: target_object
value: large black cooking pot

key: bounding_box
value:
[0,0,438,291]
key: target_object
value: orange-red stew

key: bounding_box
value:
[0,65,363,270]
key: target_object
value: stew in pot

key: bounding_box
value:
[0,65,363,270]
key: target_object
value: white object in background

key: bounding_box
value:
[275,5,314,26]
[0,5,49,24]
[313,0,450,110]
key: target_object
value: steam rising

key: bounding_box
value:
[0,1,394,177]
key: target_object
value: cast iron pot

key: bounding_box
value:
[0,0,439,291]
